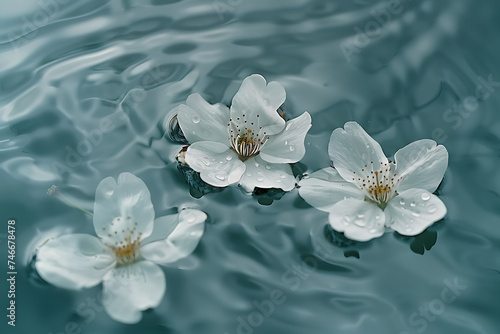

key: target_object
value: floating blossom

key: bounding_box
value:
[174,74,311,192]
[298,122,448,242]
[35,173,207,323]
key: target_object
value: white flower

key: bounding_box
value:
[298,122,448,242]
[174,74,312,192]
[35,173,207,324]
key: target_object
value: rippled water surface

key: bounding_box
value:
[1,0,500,333]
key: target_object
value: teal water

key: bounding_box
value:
[1,0,500,333]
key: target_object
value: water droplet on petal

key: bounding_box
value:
[411,212,420,217]
[428,205,437,213]
[246,173,252,177]
[356,213,365,219]
[226,156,233,161]
[265,165,271,170]
[369,228,377,234]
[284,140,288,145]
[289,144,295,152]
[192,115,200,123]
[354,218,366,227]
[285,123,292,131]
[280,174,286,179]
[375,215,380,220]
[399,200,405,205]
[410,202,416,207]
[275,179,281,183]
[215,175,225,181]
[255,162,260,168]
[342,216,351,225]
[257,176,264,182]
[421,192,431,201]
[202,159,211,167]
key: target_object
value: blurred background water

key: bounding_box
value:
[1,0,499,333]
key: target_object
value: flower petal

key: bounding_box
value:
[102,260,166,324]
[385,188,447,236]
[230,74,286,136]
[176,93,230,144]
[141,214,179,245]
[238,155,296,192]
[35,234,115,290]
[184,141,246,187]
[259,112,312,164]
[394,139,449,193]
[94,173,155,244]
[141,209,207,264]
[329,122,388,183]
[298,168,365,212]
[328,198,386,242]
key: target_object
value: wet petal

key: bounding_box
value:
[238,156,296,192]
[35,234,115,290]
[94,173,155,244]
[230,74,286,136]
[141,214,179,245]
[298,168,365,212]
[385,188,447,236]
[394,139,449,193]
[260,112,312,164]
[328,198,386,242]
[329,122,388,183]
[141,209,206,264]
[102,261,166,324]
[176,93,230,145]
[185,141,246,187]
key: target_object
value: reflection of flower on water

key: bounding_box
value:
[35,173,207,323]
[172,74,311,193]
[299,122,448,242]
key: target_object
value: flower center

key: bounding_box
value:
[228,114,268,160]
[101,216,142,266]
[354,161,401,208]
[113,239,141,266]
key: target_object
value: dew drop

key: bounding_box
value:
[284,140,289,145]
[192,115,200,123]
[369,228,377,234]
[257,176,264,182]
[342,216,351,226]
[202,159,211,167]
[399,200,405,205]
[285,123,292,131]
[428,205,437,213]
[410,202,416,207]
[411,212,420,217]
[356,213,365,219]
[421,192,431,201]
[280,174,286,179]
[289,144,295,152]
[275,179,281,183]
[226,156,233,161]
[354,219,366,227]
[246,173,252,177]
[215,174,225,181]
[375,215,380,220]
[265,165,271,170]
[255,162,260,167]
